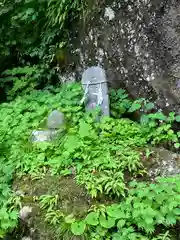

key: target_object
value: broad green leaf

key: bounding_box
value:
[145,102,155,110]
[9,210,18,220]
[145,217,154,224]
[173,208,180,215]
[64,135,78,152]
[117,219,126,228]
[85,212,99,226]
[112,232,122,240]
[106,204,123,219]
[156,212,165,224]
[128,103,141,113]
[71,221,86,236]
[79,120,91,138]
[99,214,115,229]
[175,115,180,122]
[140,115,149,125]
[165,213,177,225]
[148,112,167,121]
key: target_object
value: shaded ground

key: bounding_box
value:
[12,146,180,239]
[13,175,92,240]
[13,173,116,239]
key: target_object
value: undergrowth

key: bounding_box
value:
[0,83,179,238]
[0,0,98,102]
[39,176,180,240]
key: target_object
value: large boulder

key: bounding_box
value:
[67,0,180,114]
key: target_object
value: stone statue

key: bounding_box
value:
[81,66,110,116]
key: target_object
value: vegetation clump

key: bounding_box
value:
[0,83,179,239]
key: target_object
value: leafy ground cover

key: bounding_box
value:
[0,83,179,239]
[0,0,99,102]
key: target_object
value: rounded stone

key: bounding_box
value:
[47,110,65,129]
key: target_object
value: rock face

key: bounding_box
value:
[68,0,180,114]
[147,147,180,179]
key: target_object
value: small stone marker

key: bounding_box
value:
[32,110,64,143]
[47,110,64,129]
[81,66,110,116]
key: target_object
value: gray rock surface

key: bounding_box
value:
[32,130,57,142]
[81,66,110,116]
[47,110,64,129]
[65,0,180,114]
[146,147,180,179]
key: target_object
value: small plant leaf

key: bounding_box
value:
[117,219,126,228]
[65,214,75,224]
[112,232,121,240]
[71,221,86,236]
[85,212,99,226]
[106,204,122,219]
[175,115,180,122]
[79,120,91,138]
[99,214,115,229]
[9,210,18,220]
[145,102,155,110]
[173,208,180,215]
[140,115,149,125]
[174,143,180,149]
[148,112,167,121]
[128,103,141,113]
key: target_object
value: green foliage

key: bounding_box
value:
[71,220,86,235]
[0,82,83,236]
[111,176,180,237]
[0,83,180,238]
[39,194,59,211]
[110,89,180,149]
[74,116,146,198]
[110,89,132,117]
[127,176,180,232]
[1,65,43,100]
[1,0,178,238]
[0,0,92,100]
[0,82,83,170]
[140,112,180,149]
[110,89,155,118]
[0,207,18,238]
[42,176,180,239]
[47,0,86,28]
[0,0,48,67]
[0,83,178,196]
[85,212,99,226]
[0,165,18,237]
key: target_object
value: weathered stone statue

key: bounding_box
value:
[81,66,110,116]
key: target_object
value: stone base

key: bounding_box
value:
[32,130,57,142]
